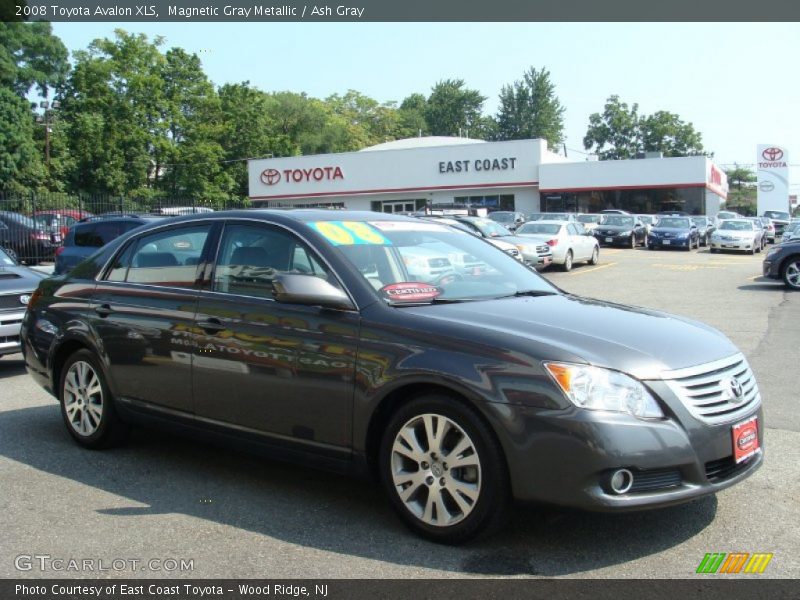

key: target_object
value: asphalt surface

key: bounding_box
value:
[1,246,798,579]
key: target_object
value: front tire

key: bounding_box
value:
[59,349,129,449]
[379,395,510,544]
[589,246,599,265]
[782,258,800,290]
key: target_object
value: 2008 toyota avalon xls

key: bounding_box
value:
[20,210,763,544]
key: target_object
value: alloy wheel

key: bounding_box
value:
[63,361,104,436]
[784,260,800,290]
[390,413,482,527]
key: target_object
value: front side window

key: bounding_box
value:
[213,223,334,300]
[123,225,211,287]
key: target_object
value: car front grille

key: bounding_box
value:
[0,334,21,345]
[660,353,760,425]
[629,469,682,492]
[535,244,550,255]
[0,294,27,311]
[705,455,755,483]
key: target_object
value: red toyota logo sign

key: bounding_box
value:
[762,147,784,161]
[260,169,281,186]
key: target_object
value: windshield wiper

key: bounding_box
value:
[498,290,558,299]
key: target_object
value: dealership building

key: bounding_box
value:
[248,137,728,216]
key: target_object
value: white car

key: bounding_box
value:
[576,213,603,233]
[781,222,800,243]
[515,220,600,271]
[709,219,762,254]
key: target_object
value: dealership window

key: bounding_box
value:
[371,199,426,213]
[544,188,707,215]
[452,194,515,211]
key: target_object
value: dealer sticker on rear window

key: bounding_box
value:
[308,221,391,246]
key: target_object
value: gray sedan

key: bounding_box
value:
[0,247,46,358]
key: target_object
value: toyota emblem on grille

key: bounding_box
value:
[725,378,744,403]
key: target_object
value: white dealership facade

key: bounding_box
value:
[248,137,728,216]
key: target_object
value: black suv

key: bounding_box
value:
[21,210,763,543]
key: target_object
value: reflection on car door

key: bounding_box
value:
[191,221,358,452]
[567,224,587,260]
[90,223,213,413]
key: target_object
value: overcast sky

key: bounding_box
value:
[51,22,799,189]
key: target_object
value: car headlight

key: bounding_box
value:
[544,362,664,419]
[19,294,31,305]
[619,230,632,236]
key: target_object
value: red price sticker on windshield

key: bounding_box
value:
[381,282,441,304]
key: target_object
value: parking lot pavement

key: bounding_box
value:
[1,246,798,579]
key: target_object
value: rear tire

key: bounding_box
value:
[59,349,129,449]
[562,250,573,272]
[379,395,511,544]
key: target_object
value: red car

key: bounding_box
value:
[33,209,93,240]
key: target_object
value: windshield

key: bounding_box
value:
[658,218,691,228]
[718,211,738,219]
[0,247,15,265]
[765,211,790,220]
[577,214,601,224]
[517,223,561,235]
[467,218,511,237]
[306,219,556,302]
[603,216,635,227]
[638,216,654,224]
[489,212,514,223]
[719,221,753,231]
[691,217,708,226]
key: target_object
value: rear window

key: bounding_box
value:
[73,224,103,247]
[72,220,145,248]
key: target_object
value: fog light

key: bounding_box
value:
[609,469,634,494]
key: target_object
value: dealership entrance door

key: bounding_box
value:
[372,199,427,213]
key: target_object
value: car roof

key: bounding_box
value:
[523,220,566,226]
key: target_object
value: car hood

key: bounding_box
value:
[716,230,755,237]
[408,294,737,378]
[652,227,692,234]
[0,266,46,293]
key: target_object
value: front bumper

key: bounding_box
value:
[762,256,782,280]
[485,382,764,511]
[649,236,691,248]
[0,309,26,356]
[709,238,755,252]
[594,233,633,247]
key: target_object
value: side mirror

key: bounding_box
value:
[273,273,354,310]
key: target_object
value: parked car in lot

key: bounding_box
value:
[763,237,800,290]
[690,216,715,247]
[487,211,526,232]
[516,220,599,271]
[780,222,800,243]
[21,210,764,543]
[762,210,791,238]
[0,211,57,264]
[593,215,648,248]
[33,209,93,240]
[599,209,630,215]
[431,215,552,270]
[637,215,656,235]
[715,210,743,226]
[419,217,526,264]
[745,218,769,250]
[709,219,762,254]
[55,215,162,275]
[576,213,604,233]
[527,212,577,222]
[0,247,46,358]
[648,216,700,250]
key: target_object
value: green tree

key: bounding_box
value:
[397,93,429,138]
[583,95,642,160]
[724,164,756,190]
[424,79,486,137]
[0,22,69,97]
[640,111,705,157]
[0,88,46,193]
[495,67,565,148]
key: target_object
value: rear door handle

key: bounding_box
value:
[94,304,114,317]
[197,318,226,333]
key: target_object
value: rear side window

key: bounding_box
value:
[114,225,212,288]
[73,224,103,247]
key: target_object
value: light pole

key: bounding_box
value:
[35,100,60,169]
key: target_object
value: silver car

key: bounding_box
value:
[0,247,47,358]
[709,220,762,254]
[516,220,600,271]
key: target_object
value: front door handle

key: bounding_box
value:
[94,304,114,317]
[197,318,226,333]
